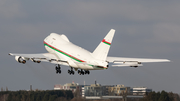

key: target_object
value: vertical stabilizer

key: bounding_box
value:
[92,29,115,61]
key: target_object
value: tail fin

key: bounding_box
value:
[92,29,115,61]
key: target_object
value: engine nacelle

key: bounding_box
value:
[30,58,41,63]
[113,61,142,67]
[15,56,26,64]
[124,62,142,67]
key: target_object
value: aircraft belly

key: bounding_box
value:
[76,64,104,70]
[76,64,92,70]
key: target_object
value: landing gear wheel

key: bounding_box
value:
[56,70,61,74]
[55,64,61,74]
[87,70,90,74]
[78,70,81,75]
[72,71,74,75]
[68,67,75,75]
[78,70,90,75]
[81,69,84,75]
[68,70,71,73]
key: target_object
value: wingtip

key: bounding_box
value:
[110,29,115,31]
[163,59,171,62]
[8,53,14,56]
[167,59,171,62]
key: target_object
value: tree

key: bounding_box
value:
[168,92,174,101]
[158,90,170,101]
[71,97,84,101]
[48,95,57,101]
[55,97,68,101]
[142,91,159,101]
[36,94,42,101]
[6,87,8,91]
[65,90,74,100]
[21,94,27,101]
[7,93,12,101]
[1,87,3,91]
[73,87,80,98]
[42,93,50,101]
[1,90,74,101]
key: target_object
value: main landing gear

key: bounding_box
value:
[78,69,90,75]
[55,64,61,74]
[68,67,75,75]
[55,65,90,75]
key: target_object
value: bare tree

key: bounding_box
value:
[1,87,3,91]
[6,87,8,91]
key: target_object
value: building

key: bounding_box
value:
[108,85,130,96]
[82,81,114,97]
[84,83,107,96]
[130,87,152,95]
[54,82,81,93]
[54,82,152,99]
[82,81,112,97]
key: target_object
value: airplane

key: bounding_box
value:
[9,29,170,75]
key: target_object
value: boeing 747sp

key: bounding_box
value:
[9,29,170,75]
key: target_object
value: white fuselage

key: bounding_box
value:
[43,33,108,70]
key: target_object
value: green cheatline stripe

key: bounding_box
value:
[102,39,111,45]
[103,42,111,45]
[44,41,107,69]
[44,42,84,63]
[96,66,107,69]
[88,64,107,69]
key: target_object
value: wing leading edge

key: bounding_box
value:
[9,53,68,65]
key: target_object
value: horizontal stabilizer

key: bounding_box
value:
[107,57,170,63]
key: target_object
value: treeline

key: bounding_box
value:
[0,90,73,101]
[140,90,180,101]
[0,90,180,101]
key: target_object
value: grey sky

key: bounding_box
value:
[0,0,180,93]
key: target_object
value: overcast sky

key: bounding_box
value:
[1,0,180,93]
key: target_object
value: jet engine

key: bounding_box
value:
[124,61,142,67]
[112,61,143,67]
[30,58,41,63]
[15,56,26,64]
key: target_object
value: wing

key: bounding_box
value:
[9,53,68,65]
[106,56,170,67]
